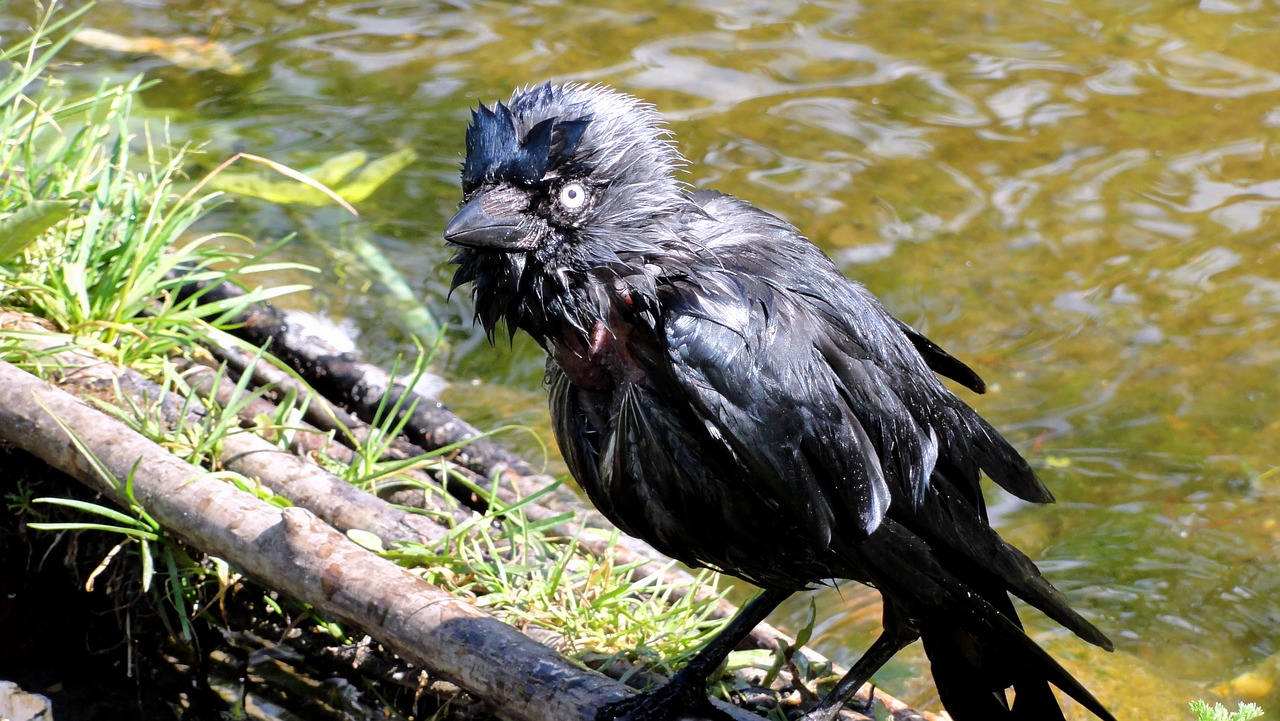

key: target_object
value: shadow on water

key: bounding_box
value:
[10,0,1280,717]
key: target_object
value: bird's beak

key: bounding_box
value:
[444,187,534,251]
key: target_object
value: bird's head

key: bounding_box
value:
[446,83,687,338]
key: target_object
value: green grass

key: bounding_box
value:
[0,8,310,375]
[24,420,208,641]
[366,475,730,679]
[1191,701,1266,721]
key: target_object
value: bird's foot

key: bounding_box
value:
[595,674,732,721]
[794,684,875,721]
[795,704,843,721]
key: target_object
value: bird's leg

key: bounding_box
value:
[797,603,920,721]
[596,587,793,721]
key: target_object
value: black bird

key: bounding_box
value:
[445,83,1115,721]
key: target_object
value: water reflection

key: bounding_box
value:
[17,0,1280,716]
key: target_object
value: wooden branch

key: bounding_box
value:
[0,360,765,721]
[176,358,473,533]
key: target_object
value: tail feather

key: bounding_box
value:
[1011,676,1074,720]
[923,625,1024,719]
[914,481,1114,652]
[927,642,1079,721]
[920,595,1116,721]
[860,521,1115,721]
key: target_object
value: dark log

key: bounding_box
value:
[172,275,543,485]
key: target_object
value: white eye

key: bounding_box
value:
[558,182,588,210]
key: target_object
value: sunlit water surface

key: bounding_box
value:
[12,1,1280,717]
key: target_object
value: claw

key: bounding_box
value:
[595,676,733,721]
[794,684,877,721]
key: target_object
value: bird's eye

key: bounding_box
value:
[557,182,588,211]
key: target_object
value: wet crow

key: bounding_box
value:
[445,83,1115,721]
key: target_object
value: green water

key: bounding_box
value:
[14,0,1280,717]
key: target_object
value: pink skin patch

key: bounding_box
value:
[552,287,647,392]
